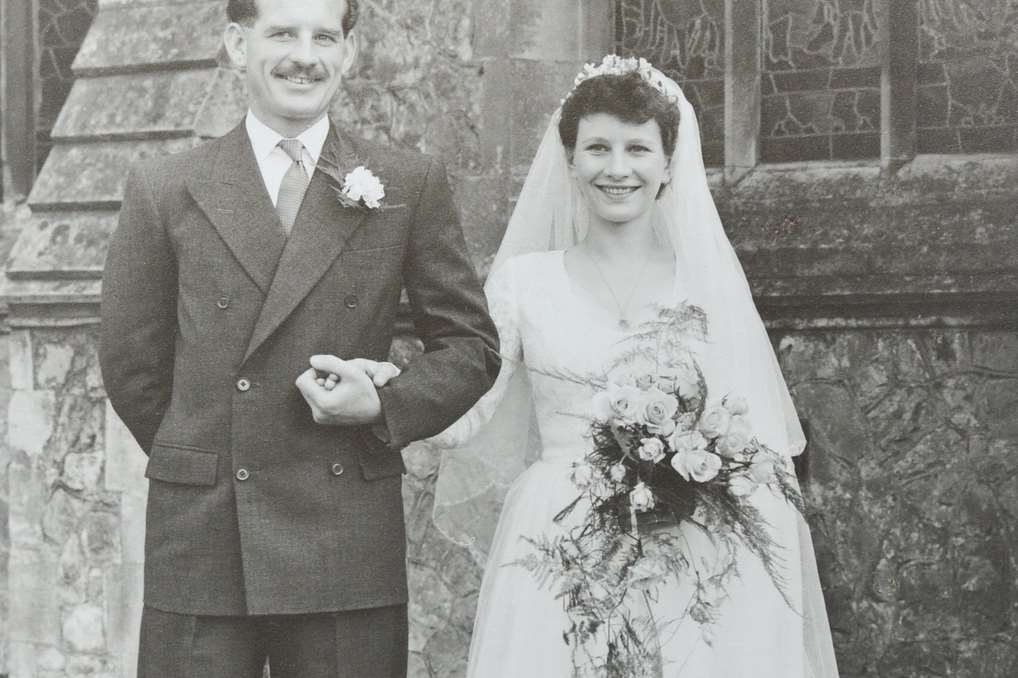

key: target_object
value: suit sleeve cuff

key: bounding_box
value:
[371,422,392,445]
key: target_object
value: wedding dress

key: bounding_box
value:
[430,249,839,677]
[429,57,839,677]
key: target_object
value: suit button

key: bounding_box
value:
[330,462,345,477]
[236,378,251,392]
[344,295,358,309]
[216,296,230,309]
[235,468,250,481]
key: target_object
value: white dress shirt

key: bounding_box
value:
[245,111,330,206]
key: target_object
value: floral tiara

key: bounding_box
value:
[570,55,670,96]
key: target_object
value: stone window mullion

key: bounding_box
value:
[724,0,761,184]
[2,0,37,198]
[881,0,918,173]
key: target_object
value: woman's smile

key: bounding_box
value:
[596,184,641,199]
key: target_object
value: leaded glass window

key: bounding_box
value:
[36,0,99,172]
[917,0,1018,154]
[613,0,726,166]
[761,0,885,162]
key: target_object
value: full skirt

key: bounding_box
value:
[464,458,840,678]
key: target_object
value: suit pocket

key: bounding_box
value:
[345,205,410,251]
[145,442,219,486]
[358,449,407,481]
[353,431,407,480]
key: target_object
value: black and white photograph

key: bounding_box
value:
[0,0,1015,676]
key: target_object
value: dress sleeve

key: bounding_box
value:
[426,258,523,448]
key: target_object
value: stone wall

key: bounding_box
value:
[780,328,1018,677]
[721,152,1018,677]
[7,325,128,676]
[3,0,224,673]
[0,199,22,676]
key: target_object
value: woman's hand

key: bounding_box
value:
[316,358,402,390]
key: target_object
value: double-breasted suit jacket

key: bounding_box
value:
[99,121,500,616]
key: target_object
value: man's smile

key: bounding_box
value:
[274,72,326,86]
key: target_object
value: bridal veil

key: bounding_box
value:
[431,57,838,677]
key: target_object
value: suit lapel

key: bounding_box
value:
[244,126,369,362]
[185,124,287,294]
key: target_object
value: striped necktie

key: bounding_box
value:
[276,138,309,235]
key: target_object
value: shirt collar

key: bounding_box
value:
[245,111,330,164]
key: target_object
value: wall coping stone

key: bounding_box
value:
[5,152,1017,328]
[713,153,1018,326]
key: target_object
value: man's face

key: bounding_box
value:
[225,0,355,136]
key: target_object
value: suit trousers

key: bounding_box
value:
[138,604,408,678]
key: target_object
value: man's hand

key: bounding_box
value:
[316,358,401,390]
[295,355,396,426]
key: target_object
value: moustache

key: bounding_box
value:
[272,64,327,81]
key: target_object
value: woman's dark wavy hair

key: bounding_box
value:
[558,71,680,158]
[227,0,359,36]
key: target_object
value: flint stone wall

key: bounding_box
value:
[781,329,1018,677]
[728,154,1018,676]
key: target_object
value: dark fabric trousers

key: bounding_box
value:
[138,605,408,678]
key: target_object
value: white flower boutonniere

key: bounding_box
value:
[338,166,385,209]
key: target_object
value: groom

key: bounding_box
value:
[99,0,499,675]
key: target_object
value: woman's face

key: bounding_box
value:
[570,113,671,228]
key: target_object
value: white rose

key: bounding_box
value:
[638,437,666,464]
[750,458,776,485]
[716,415,752,458]
[570,463,594,489]
[670,430,708,456]
[725,395,750,416]
[641,389,679,436]
[698,405,732,439]
[659,362,700,399]
[671,448,722,483]
[728,472,757,497]
[592,384,643,423]
[609,463,628,483]
[630,482,656,512]
[674,364,702,398]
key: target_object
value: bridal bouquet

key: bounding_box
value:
[515,304,805,678]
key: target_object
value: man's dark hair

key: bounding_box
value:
[227,0,359,36]
[558,71,680,159]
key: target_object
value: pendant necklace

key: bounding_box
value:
[582,248,649,330]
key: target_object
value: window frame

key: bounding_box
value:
[2,0,37,199]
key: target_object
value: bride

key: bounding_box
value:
[376,56,839,676]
